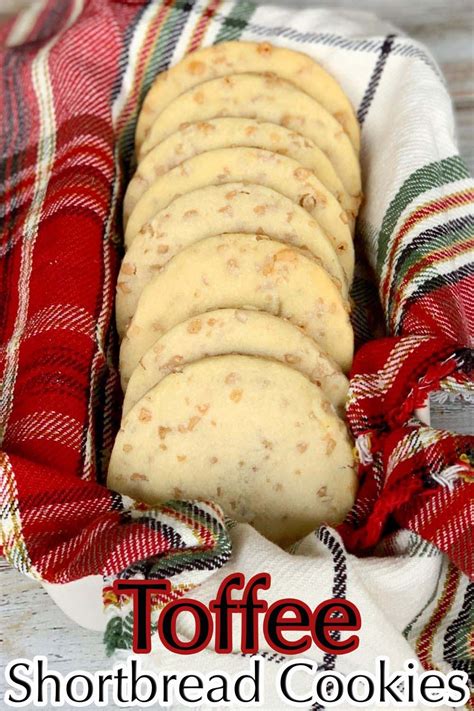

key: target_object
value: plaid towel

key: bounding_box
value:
[0,0,472,697]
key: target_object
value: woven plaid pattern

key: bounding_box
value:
[0,0,232,586]
[340,337,473,574]
[0,0,472,687]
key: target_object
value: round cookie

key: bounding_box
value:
[116,183,349,338]
[138,73,361,199]
[109,355,356,546]
[122,308,349,417]
[124,118,359,225]
[135,40,360,153]
[119,234,353,386]
[125,148,354,282]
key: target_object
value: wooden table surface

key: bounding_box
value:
[1,0,473,703]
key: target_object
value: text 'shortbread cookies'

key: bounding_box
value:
[135,41,360,153]
[119,234,353,385]
[138,74,361,199]
[122,309,349,417]
[125,148,354,281]
[108,355,357,546]
[116,183,348,337]
[124,118,358,224]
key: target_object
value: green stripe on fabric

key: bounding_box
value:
[391,217,474,289]
[403,561,445,639]
[452,614,472,660]
[140,0,190,99]
[118,0,193,170]
[377,155,470,273]
[214,0,255,43]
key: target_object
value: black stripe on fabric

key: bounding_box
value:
[128,520,189,555]
[110,491,126,511]
[242,651,288,664]
[110,0,150,177]
[357,33,396,125]
[312,527,348,711]
[151,0,195,77]
[397,261,474,334]
[320,527,348,666]
[443,582,474,676]
[117,0,196,177]
[92,360,121,486]
[151,554,229,576]
[28,1,72,45]
[122,548,229,580]
[231,15,439,76]
[237,21,382,51]
[393,41,444,79]
[110,1,150,105]
[392,214,474,276]
[387,214,474,311]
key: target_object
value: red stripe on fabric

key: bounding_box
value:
[160,504,217,546]
[55,145,111,172]
[4,203,114,476]
[400,272,474,343]
[383,189,474,294]
[397,479,474,578]
[416,564,460,670]
[44,181,111,214]
[186,0,223,54]
[354,338,456,430]
[117,0,175,138]
[0,123,89,213]
[391,237,474,317]
[54,115,115,153]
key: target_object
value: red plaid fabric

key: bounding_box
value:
[339,336,473,577]
[0,0,473,594]
[0,0,230,584]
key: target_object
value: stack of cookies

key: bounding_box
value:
[108,41,362,546]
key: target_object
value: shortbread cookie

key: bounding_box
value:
[109,355,356,546]
[116,183,349,337]
[125,118,358,224]
[119,234,353,385]
[125,148,353,282]
[138,74,361,199]
[135,41,360,152]
[122,309,349,416]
